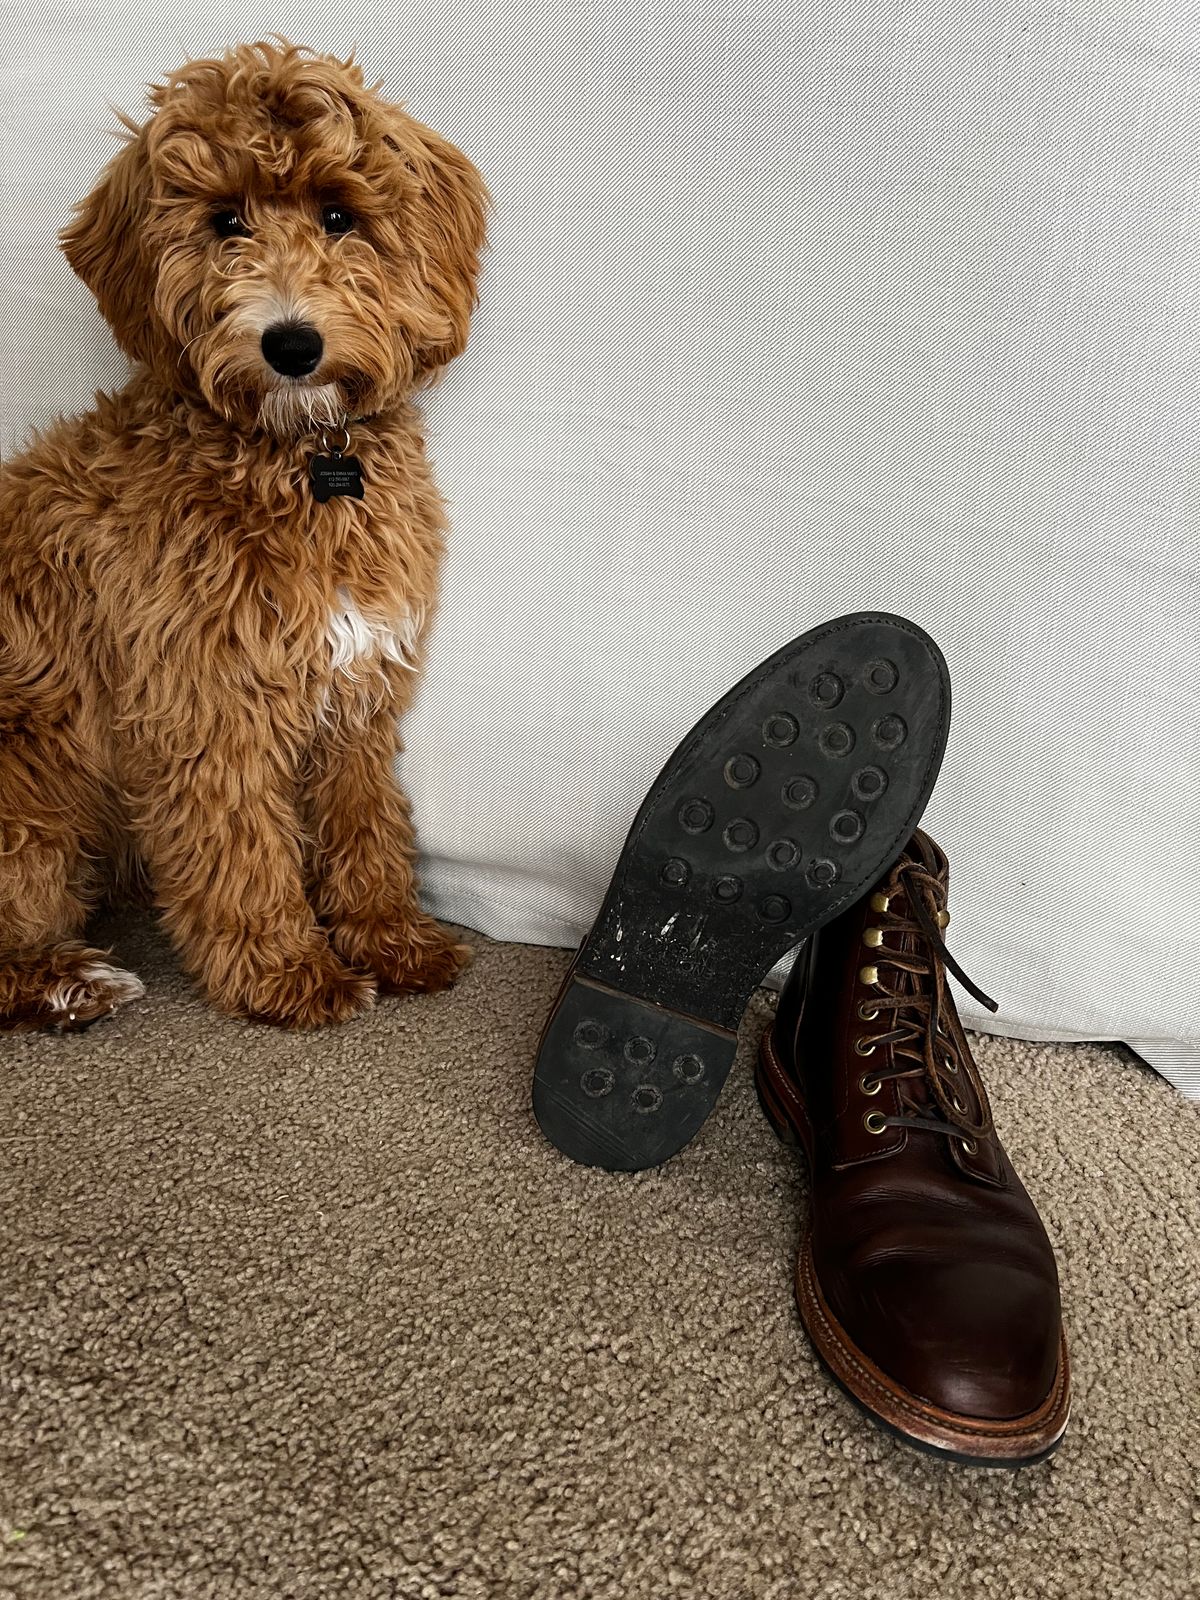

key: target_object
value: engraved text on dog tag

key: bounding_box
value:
[310,453,366,502]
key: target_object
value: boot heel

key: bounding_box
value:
[532,975,737,1171]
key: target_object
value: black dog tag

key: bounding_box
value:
[310,453,365,501]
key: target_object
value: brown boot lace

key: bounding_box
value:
[856,853,999,1151]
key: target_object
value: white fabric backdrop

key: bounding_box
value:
[2,3,1198,1091]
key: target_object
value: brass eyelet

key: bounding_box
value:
[859,1074,882,1096]
[952,1095,966,1114]
[857,1002,880,1022]
[862,926,884,949]
[943,1057,959,1075]
[864,1111,888,1135]
[870,892,891,913]
[936,909,950,929]
[959,1136,977,1155]
[859,964,879,987]
[853,1036,877,1057]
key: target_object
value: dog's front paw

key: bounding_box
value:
[331,915,472,997]
[233,945,377,1028]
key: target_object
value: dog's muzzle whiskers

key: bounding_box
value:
[258,380,342,437]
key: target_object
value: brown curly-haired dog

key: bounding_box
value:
[0,40,487,1029]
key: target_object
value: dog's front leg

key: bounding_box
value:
[305,703,471,996]
[129,731,377,1027]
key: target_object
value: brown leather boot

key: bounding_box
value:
[757,830,1070,1466]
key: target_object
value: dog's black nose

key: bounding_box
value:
[261,322,324,377]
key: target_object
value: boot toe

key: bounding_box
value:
[831,1242,1062,1422]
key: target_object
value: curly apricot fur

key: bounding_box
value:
[0,40,486,1028]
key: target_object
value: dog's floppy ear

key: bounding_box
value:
[60,119,157,363]
[389,116,488,381]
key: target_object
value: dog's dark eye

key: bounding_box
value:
[212,209,251,239]
[321,205,355,236]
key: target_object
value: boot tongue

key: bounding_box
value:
[883,882,937,1106]
[847,833,998,1159]
[901,828,947,880]
[874,845,997,1140]
[875,842,974,1112]
[890,837,999,1016]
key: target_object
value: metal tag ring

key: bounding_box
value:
[319,422,352,457]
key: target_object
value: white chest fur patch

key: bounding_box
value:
[326,587,422,678]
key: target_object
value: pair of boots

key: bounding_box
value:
[531,613,1069,1467]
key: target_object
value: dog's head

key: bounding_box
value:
[61,40,488,433]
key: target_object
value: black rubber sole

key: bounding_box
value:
[532,612,950,1171]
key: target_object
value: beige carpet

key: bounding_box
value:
[0,915,1196,1600]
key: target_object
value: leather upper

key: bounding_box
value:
[771,831,1064,1422]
